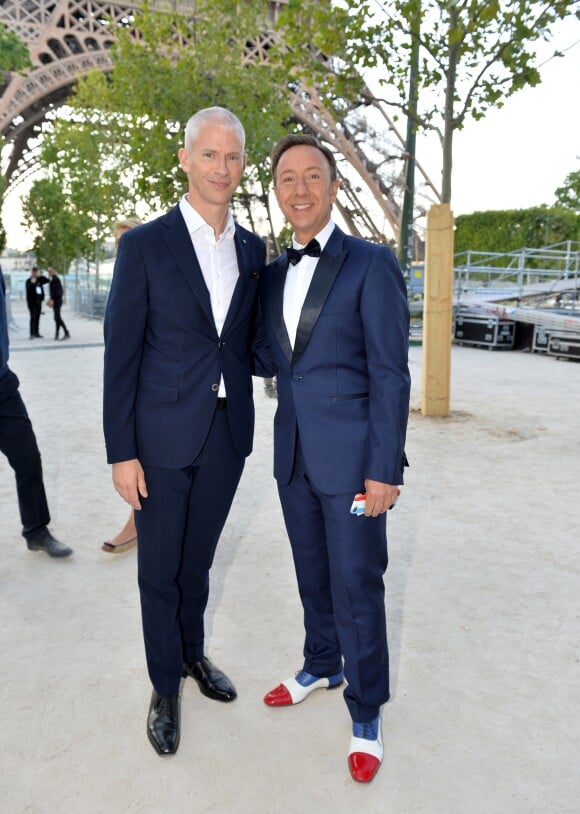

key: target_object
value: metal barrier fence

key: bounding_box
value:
[70,285,111,319]
[454,241,580,300]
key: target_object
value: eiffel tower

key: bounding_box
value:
[0,0,436,243]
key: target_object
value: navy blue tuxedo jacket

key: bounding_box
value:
[261,225,410,495]
[103,205,266,468]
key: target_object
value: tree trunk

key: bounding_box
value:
[261,180,279,258]
[421,203,454,417]
[442,8,460,204]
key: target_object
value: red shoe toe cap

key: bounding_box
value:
[348,752,381,783]
[264,684,293,706]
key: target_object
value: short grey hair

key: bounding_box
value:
[184,107,246,152]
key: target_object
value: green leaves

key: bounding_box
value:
[276,0,578,203]
[455,206,580,255]
[13,0,578,241]
[0,22,31,72]
[22,110,136,269]
[18,1,298,258]
[555,170,580,212]
[22,178,93,271]
[69,1,292,208]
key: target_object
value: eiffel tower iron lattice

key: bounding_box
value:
[0,0,438,244]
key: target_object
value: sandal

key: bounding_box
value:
[101,536,137,554]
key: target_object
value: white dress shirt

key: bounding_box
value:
[179,195,239,396]
[283,219,336,349]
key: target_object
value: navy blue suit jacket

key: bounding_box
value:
[103,205,266,468]
[261,225,410,495]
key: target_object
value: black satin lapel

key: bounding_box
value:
[292,250,348,364]
[162,212,214,327]
[269,257,293,363]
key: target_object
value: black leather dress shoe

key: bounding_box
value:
[26,528,73,558]
[147,691,180,756]
[182,656,237,702]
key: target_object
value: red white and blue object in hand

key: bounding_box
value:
[350,493,367,515]
[350,490,400,515]
[263,669,344,706]
[348,717,383,783]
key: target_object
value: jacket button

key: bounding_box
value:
[211,383,219,391]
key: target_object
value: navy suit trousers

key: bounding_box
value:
[277,439,390,723]
[135,407,244,696]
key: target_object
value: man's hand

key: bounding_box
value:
[364,479,400,517]
[112,459,148,510]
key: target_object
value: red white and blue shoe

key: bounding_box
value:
[348,717,383,783]
[264,669,344,706]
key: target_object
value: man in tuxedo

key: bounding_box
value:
[103,107,268,756]
[260,134,410,783]
[0,269,73,557]
[25,267,49,339]
[46,267,70,340]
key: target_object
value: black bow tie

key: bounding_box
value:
[286,239,321,265]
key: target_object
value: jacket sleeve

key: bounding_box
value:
[361,247,410,485]
[102,232,148,464]
[251,296,275,378]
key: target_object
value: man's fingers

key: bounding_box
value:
[113,481,141,510]
[364,502,386,517]
[363,481,400,517]
[112,460,146,510]
[137,470,148,500]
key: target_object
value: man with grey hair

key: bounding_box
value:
[103,107,269,756]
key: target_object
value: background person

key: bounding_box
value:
[112,216,142,244]
[260,134,410,784]
[46,267,70,340]
[101,216,142,554]
[25,266,49,339]
[103,107,269,756]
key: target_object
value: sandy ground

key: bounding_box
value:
[1,298,579,814]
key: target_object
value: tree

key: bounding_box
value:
[22,111,133,276]
[21,178,93,272]
[0,22,30,72]
[26,1,304,265]
[66,1,293,228]
[555,169,580,212]
[275,0,579,202]
[1,23,31,247]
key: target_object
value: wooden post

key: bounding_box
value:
[421,203,454,417]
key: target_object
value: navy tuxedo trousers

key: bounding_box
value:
[135,407,244,696]
[277,439,390,723]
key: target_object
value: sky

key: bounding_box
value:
[430,21,580,216]
[1,14,579,251]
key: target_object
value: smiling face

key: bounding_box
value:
[178,122,246,220]
[274,144,339,245]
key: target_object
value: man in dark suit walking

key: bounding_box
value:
[260,135,410,783]
[47,267,70,340]
[25,267,49,339]
[103,107,268,756]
